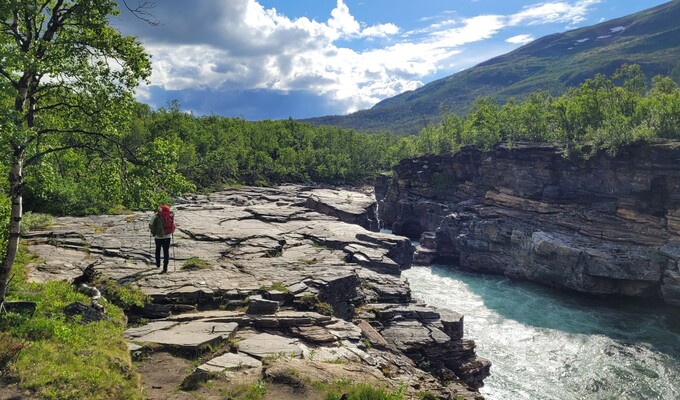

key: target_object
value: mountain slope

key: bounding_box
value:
[304,1,680,134]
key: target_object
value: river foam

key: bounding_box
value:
[403,265,680,400]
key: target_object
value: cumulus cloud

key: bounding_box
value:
[117,0,601,114]
[506,34,535,44]
[327,0,361,38]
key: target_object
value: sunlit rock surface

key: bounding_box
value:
[23,185,489,398]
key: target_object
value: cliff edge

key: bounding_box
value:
[376,142,680,306]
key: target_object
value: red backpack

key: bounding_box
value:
[160,211,175,235]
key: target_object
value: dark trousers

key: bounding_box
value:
[154,238,171,271]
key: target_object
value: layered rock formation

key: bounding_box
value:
[23,185,489,399]
[376,142,680,306]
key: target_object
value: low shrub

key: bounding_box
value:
[94,278,149,310]
[0,332,26,371]
[20,211,54,233]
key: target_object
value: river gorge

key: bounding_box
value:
[16,142,680,399]
[377,141,680,399]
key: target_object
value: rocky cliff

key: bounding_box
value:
[376,142,680,306]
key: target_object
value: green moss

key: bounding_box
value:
[296,293,334,316]
[418,392,438,400]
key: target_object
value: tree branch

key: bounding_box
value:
[0,66,18,86]
[36,0,65,58]
[29,128,146,166]
[24,144,91,166]
[121,0,159,26]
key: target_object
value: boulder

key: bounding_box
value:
[63,302,109,324]
[247,295,279,315]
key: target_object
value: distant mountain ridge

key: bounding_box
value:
[304,1,680,134]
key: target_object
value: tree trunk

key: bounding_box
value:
[0,152,24,307]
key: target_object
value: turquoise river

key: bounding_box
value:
[403,265,680,400]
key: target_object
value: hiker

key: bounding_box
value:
[149,204,175,273]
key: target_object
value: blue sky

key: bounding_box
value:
[113,0,670,120]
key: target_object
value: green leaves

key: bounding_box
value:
[416,64,680,157]
[125,108,408,190]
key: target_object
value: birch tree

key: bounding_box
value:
[0,0,150,307]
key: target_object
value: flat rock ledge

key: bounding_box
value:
[24,185,489,399]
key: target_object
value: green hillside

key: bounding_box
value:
[304,1,680,134]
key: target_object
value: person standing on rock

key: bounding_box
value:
[149,205,176,273]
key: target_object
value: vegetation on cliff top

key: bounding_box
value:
[408,64,680,157]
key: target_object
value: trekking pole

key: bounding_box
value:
[172,232,176,271]
[148,234,152,262]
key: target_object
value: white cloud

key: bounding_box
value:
[361,23,400,38]
[506,34,534,44]
[131,0,603,114]
[327,0,361,38]
[508,0,601,26]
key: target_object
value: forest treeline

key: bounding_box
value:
[3,64,680,221]
[413,64,680,156]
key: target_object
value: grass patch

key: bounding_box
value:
[107,204,133,215]
[6,246,37,294]
[297,257,320,265]
[260,282,290,293]
[323,359,350,365]
[0,332,26,371]
[261,352,299,365]
[181,257,211,270]
[20,211,54,233]
[93,278,149,310]
[124,214,141,223]
[418,391,438,400]
[180,370,221,391]
[309,379,406,400]
[1,245,142,399]
[220,380,268,400]
[296,294,334,316]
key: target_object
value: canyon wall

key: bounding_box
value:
[376,142,680,306]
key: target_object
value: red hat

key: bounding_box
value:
[159,205,171,212]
